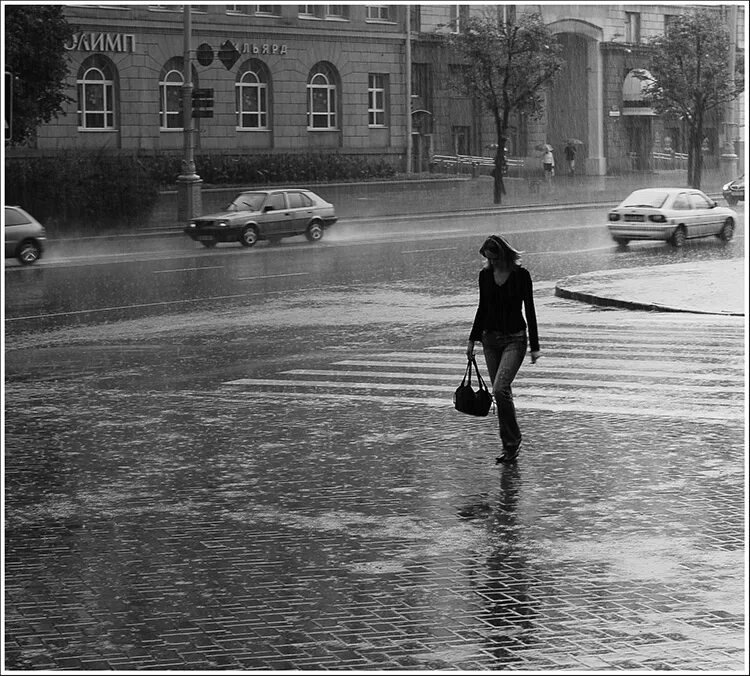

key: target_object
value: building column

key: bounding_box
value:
[586,39,606,175]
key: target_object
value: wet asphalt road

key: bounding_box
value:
[3,208,746,671]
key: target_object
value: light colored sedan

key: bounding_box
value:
[607,188,736,247]
[184,188,337,248]
[4,206,47,265]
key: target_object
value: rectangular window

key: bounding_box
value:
[255,4,279,15]
[368,74,387,127]
[298,4,318,17]
[625,11,641,43]
[410,5,421,32]
[663,14,678,34]
[227,4,252,14]
[326,5,347,20]
[366,5,390,22]
[449,5,468,33]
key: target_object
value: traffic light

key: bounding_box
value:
[192,88,214,118]
[5,71,13,141]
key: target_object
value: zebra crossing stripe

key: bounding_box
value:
[330,359,743,381]
[219,382,739,424]
[280,370,744,394]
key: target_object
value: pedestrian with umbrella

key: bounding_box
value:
[536,143,555,184]
[564,138,582,176]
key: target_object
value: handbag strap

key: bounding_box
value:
[470,356,489,392]
[461,357,473,386]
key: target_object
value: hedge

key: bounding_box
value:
[4,151,399,232]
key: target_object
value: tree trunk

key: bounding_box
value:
[693,111,704,190]
[493,120,507,204]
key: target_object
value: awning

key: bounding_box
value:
[622,69,656,116]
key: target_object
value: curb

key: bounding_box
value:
[554,283,745,317]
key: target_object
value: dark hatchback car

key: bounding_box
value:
[4,206,46,265]
[722,175,744,206]
[184,189,337,248]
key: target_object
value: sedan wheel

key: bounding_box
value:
[613,237,629,247]
[670,226,687,248]
[726,197,738,206]
[718,218,735,242]
[200,239,217,248]
[240,225,259,247]
[17,240,41,265]
[305,222,324,242]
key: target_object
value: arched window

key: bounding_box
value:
[77,64,115,130]
[307,63,339,130]
[236,61,269,130]
[159,69,184,130]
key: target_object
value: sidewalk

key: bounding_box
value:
[556,259,746,316]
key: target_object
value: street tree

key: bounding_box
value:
[4,5,75,146]
[448,10,563,204]
[640,8,743,189]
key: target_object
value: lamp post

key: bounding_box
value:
[177,4,202,224]
[405,4,413,174]
[719,3,738,177]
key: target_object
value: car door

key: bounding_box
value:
[688,191,716,237]
[4,207,25,255]
[260,192,293,237]
[670,192,694,235]
[285,191,315,234]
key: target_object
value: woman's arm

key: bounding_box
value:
[468,270,486,344]
[523,269,540,358]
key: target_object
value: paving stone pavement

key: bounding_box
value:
[4,293,745,673]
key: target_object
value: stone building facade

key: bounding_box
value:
[13,3,746,176]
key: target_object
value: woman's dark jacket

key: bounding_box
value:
[469,266,540,352]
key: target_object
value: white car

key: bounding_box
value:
[607,188,737,247]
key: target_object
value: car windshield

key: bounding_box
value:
[620,190,669,209]
[224,193,267,212]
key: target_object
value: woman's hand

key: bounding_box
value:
[530,350,541,364]
[466,340,475,359]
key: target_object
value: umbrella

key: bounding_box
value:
[535,143,553,152]
[566,138,584,145]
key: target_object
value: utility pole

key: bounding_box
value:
[719,3,738,178]
[405,4,413,174]
[177,4,202,224]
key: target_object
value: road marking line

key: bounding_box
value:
[329,360,743,381]
[401,247,457,254]
[218,387,739,423]
[279,370,745,394]
[237,272,311,281]
[153,266,224,274]
[221,378,743,410]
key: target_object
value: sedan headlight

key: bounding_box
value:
[722,182,731,191]
[648,214,667,223]
[608,213,620,222]
[188,221,197,228]
[218,221,228,228]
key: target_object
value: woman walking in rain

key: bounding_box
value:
[466,235,541,464]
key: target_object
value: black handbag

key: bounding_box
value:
[453,356,493,417]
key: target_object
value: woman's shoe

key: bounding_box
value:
[496,447,520,464]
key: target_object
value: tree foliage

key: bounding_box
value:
[5,5,75,146]
[641,9,743,188]
[449,10,563,203]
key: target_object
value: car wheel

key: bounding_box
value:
[16,239,41,265]
[670,226,687,248]
[726,197,738,206]
[613,237,629,247]
[200,239,217,248]
[718,217,735,242]
[305,222,324,243]
[240,225,259,247]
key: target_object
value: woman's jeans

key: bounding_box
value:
[482,330,527,451]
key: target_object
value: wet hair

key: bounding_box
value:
[479,234,522,269]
